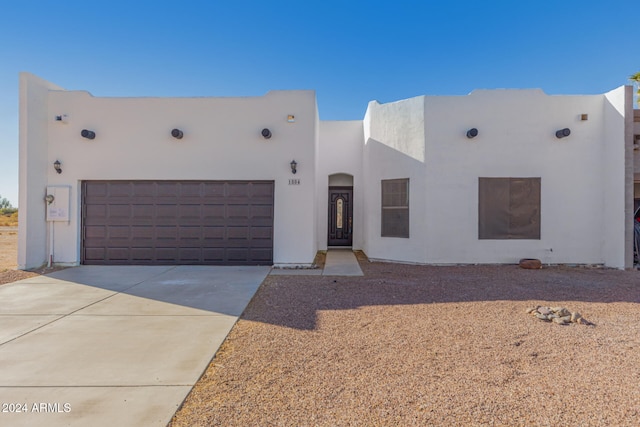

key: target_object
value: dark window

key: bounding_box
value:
[478,177,540,239]
[381,179,409,238]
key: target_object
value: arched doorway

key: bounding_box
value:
[328,174,353,246]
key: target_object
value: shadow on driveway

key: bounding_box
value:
[41,265,271,317]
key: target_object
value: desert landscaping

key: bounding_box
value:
[1,229,639,425]
[0,224,63,284]
[169,257,640,426]
[0,226,17,270]
[0,224,39,285]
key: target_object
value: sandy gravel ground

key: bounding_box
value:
[0,226,18,270]
[171,255,640,426]
[0,226,67,284]
[1,227,638,425]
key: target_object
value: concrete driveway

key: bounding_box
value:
[0,265,270,427]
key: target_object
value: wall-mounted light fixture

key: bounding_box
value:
[555,128,571,139]
[466,128,479,139]
[53,160,62,174]
[55,114,69,123]
[171,128,184,139]
[287,115,295,123]
[261,128,272,139]
[290,160,297,174]
[81,129,96,140]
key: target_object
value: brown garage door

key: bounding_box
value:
[81,181,274,265]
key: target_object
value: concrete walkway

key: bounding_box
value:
[322,250,364,276]
[269,249,364,276]
[0,265,269,427]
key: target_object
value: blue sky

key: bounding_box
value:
[1,0,637,207]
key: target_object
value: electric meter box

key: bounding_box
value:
[45,186,71,222]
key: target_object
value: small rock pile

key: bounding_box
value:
[526,306,593,325]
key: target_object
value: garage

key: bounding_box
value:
[81,181,274,265]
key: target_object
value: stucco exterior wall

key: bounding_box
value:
[633,110,640,177]
[19,73,632,269]
[18,73,64,269]
[602,86,634,269]
[423,90,609,265]
[317,120,364,250]
[19,74,318,268]
[363,97,427,263]
[363,88,632,267]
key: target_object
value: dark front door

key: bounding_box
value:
[328,187,353,246]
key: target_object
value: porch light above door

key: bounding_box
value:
[290,160,297,174]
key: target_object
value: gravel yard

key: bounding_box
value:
[0,226,35,285]
[171,255,640,426]
[0,226,18,271]
[1,227,638,426]
[0,226,68,284]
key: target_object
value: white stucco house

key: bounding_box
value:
[18,72,637,270]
